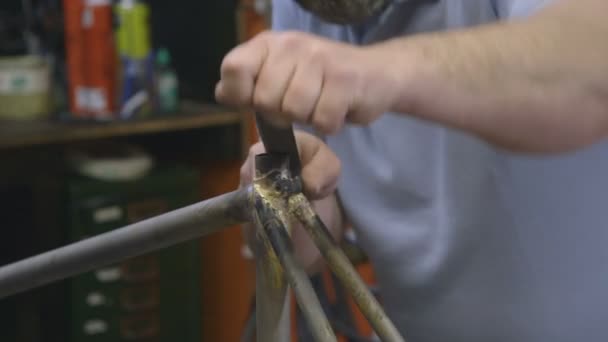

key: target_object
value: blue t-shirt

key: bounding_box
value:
[273,1,608,341]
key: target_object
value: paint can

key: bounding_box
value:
[0,55,51,120]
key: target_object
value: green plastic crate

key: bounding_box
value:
[66,165,203,342]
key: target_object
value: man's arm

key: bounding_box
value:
[217,0,608,154]
[384,0,608,152]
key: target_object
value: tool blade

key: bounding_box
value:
[255,114,302,177]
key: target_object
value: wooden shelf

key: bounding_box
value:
[0,104,243,150]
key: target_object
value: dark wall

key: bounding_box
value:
[148,0,239,103]
[1,0,237,102]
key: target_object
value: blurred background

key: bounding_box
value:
[0,0,378,341]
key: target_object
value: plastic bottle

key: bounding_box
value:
[155,48,178,114]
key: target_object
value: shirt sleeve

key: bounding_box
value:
[271,0,304,31]
[492,0,555,19]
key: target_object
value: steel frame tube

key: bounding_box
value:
[290,193,405,342]
[0,150,406,341]
[252,154,336,342]
[259,207,337,342]
[253,154,292,342]
[0,188,251,299]
[253,211,291,342]
[253,153,336,342]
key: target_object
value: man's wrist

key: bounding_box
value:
[366,37,436,117]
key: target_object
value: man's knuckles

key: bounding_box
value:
[220,47,252,79]
[312,111,343,134]
[253,87,281,114]
[282,86,317,122]
[274,31,310,51]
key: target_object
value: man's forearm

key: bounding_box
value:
[382,0,608,153]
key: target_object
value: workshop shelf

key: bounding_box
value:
[0,103,243,150]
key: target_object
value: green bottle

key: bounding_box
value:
[155,48,178,113]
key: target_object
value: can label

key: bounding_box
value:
[0,68,49,95]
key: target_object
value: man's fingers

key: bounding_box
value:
[239,141,267,261]
[217,35,269,107]
[282,58,323,124]
[301,143,341,199]
[239,141,266,188]
[253,50,297,124]
[310,73,352,135]
[242,132,341,200]
[217,31,382,135]
[295,132,341,199]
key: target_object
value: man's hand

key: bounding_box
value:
[240,131,341,199]
[220,0,608,153]
[216,31,400,134]
[240,131,344,273]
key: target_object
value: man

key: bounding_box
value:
[217,0,608,340]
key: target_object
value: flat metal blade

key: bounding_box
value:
[255,113,302,178]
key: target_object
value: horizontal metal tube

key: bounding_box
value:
[0,187,251,299]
